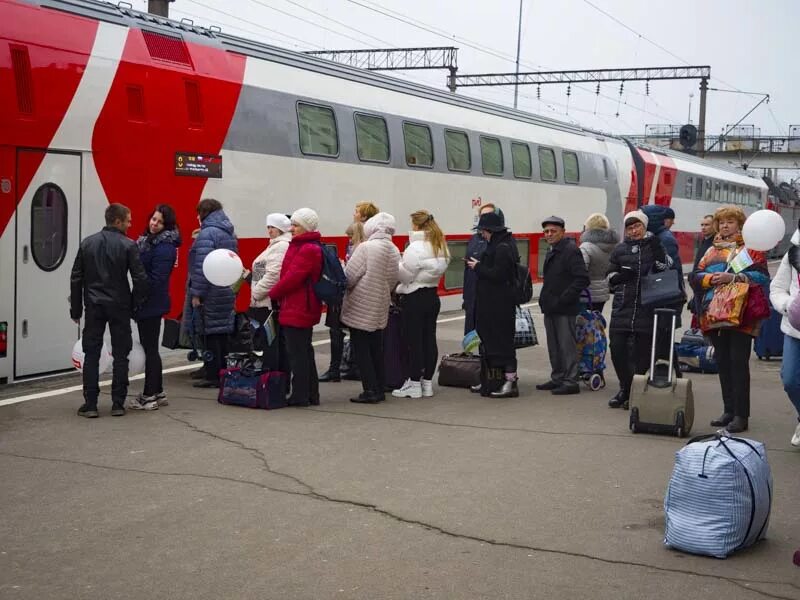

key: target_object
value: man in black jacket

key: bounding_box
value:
[70,203,147,417]
[537,216,590,395]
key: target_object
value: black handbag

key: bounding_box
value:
[437,353,481,388]
[640,269,685,308]
[161,316,192,350]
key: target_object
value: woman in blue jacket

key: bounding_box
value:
[187,198,238,388]
[131,204,181,410]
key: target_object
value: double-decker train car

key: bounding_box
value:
[0,0,769,381]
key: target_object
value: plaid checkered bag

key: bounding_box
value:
[514,306,538,349]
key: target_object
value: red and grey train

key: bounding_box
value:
[0,0,771,381]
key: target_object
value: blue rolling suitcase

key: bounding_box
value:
[754,309,784,360]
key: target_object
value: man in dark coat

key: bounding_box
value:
[466,211,519,398]
[537,216,590,395]
[463,203,503,334]
[689,214,715,323]
[70,203,147,418]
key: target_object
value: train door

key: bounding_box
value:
[15,150,81,378]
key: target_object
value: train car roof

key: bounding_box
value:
[36,0,621,141]
[634,142,767,185]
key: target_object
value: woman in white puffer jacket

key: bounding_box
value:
[393,210,450,399]
[769,219,800,447]
[250,213,292,313]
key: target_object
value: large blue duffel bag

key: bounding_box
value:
[664,434,772,558]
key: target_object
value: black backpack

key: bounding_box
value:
[514,263,533,305]
[313,243,348,306]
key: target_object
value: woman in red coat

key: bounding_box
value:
[269,208,323,406]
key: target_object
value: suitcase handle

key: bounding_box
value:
[649,308,677,387]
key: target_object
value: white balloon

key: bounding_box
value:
[742,210,785,251]
[71,339,112,374]
[202,249,243,287]
[128,341,146,375]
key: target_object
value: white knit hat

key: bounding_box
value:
[290,207,319,232]
[624,210,649,229]
[266,213,291,232]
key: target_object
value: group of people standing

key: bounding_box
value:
[70,198,800,446]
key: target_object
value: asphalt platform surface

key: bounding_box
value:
[1,304,799,600]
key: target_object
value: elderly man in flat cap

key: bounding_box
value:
[536,216,590,395]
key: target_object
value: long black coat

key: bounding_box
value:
[539,236,590,316]
[607,233,669,334]
[474,230,517,361]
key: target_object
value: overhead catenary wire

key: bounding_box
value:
[343,0,685,124]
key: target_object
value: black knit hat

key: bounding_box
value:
[475,211,506,232]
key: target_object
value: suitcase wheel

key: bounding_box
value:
[629,407,639,433]
[187,350,198,361]
[589,373,603,391]
[202,350,215,362]
[675,411,686,438]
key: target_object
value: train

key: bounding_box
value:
[0,0,773,382]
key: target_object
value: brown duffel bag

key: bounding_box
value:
[437,353,481,388]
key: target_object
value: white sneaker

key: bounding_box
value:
[791,422,800,447]
[421,379,434,397]
[126,395,159,411]
[155,392,168,407]
[392,379,422,399]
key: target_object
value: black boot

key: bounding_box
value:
[725,416,748,433]
[490,380,519,398]
[319,370,341,383]
[608,391,627,408]
[710,412,734,427]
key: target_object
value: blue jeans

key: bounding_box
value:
[783,335,800,418]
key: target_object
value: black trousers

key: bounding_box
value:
[283,326,319,405]
[350,327,383,395]
[401,288,441,381]
[136,317,163,397]
[82,303,132,406]
[609,330,653,399]
[709,329,753,418]
[203,334,228,382]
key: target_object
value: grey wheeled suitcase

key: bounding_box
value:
[629,309,694,438]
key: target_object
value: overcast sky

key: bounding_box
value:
[130,0,797,142]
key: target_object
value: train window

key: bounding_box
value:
[695,178,704,200]
[30,183,68,272]
[705,179,712,201]
[480,136,503,176]
[443,240,468,289]
[723,184,729,202]
[515,238,530,266]
[739,187,745,204]
[714,181,721,202]
[538,147,557,181]
[563,152,580,184]
[403,122,434,167]
[445,130,471,172]
[602,158,609,180]
[685,177,693,198]
[354,113,389,163]
[297,102,339,157]
[511,142,532,179]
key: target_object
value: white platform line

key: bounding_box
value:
[0,306,496,407]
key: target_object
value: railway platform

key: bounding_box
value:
[1,305,799,599]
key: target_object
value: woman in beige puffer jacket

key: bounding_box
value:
[341,212,401,403]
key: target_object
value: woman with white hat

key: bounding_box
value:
[250,213,292,360]
[606,210,671,409]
